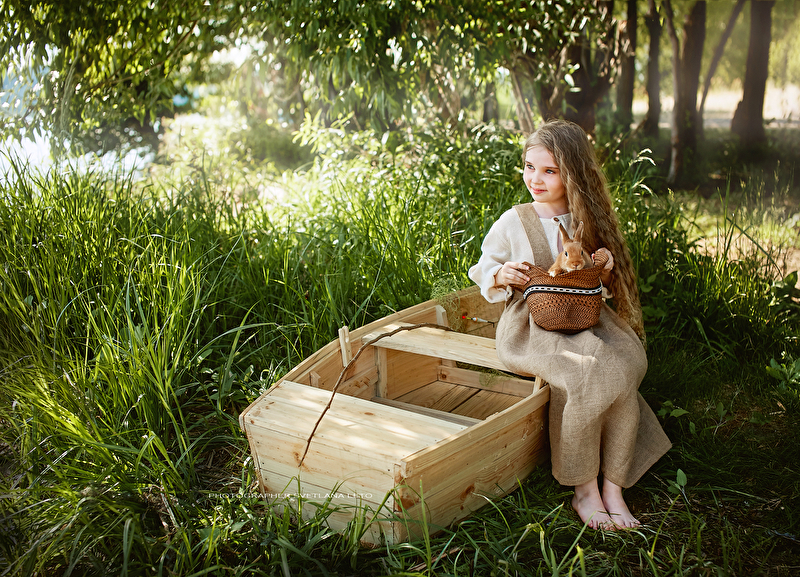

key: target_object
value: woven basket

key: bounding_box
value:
[512,252,608,334]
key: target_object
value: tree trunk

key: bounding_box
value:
[528,46,572,123]
[564,42,597,131]
[563,0,616,134]
[641,0,662,138]
[433,65,462,125]
[323,74,337,127]
[483,80,499,124]
[615,0,638,129]
[731,0,775,144]
[698,0,745,134]
[664,0,706,186]
[510,67,537,134]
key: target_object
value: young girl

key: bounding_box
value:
[468,120,671,530]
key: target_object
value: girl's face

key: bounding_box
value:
[523,145,568,218]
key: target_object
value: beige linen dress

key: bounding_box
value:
[468,203,671,488]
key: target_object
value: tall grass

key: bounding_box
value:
[1,123,799,575]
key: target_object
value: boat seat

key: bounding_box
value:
[361,322,504,371]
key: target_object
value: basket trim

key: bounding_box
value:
[522,284,603,299]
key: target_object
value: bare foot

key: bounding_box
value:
[601,478,641,529]
[572,479,615,530]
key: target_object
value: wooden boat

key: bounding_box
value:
[238,286,550,545]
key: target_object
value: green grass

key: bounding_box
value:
[1,123,799,575]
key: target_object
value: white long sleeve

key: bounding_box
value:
[468,207,573,303]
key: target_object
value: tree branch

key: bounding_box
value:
[699,0,745,117]
[298,323,454,468]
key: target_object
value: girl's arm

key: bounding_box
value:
[469,208,538,302]
[469,214,518,302]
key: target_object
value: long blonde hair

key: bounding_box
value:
[523,120,645,341]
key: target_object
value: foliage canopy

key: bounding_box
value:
[2,0,619,149]
[1,0,256,151]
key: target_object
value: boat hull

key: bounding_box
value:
[239,286,550,545]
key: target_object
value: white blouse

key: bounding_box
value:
[468,207,575,303]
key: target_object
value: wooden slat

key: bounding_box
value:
[336,366,376,399]
[375,347,389,398]
[438,365,538,397]
[249,381,465,451]
[248,424,396,490]
[383,349,440,400]
[400,385,550,478]
[259,474,395,544]
[370,397,480,427]
[450,389,522,420]
[435,305,449,327]
[338,326,352,365]
[395,405,549,523]
[362,323,505,371]
[394,381,479,413]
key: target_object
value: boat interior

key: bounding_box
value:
[289,293,546,426]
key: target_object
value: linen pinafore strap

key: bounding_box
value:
[499,204,671,488]
[513,204,554,269]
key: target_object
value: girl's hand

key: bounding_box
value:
[494,262,531,287]
[592,248,614,284]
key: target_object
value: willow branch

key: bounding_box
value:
[298,323,453,468]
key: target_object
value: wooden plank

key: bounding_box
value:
[375,347,389,398]
[248,381,466,451]
[394,381,480,413]
[299,364,376,397]
[437,365,537,398]
[384,349,440,400]
[370,397,481,427]
[362,323,505,371]
[400,385,550,478]
[451,389,521,420]
[258,473,396,545]
[248,424,397,490]
[336,366,376,399]
[395,408,549,525]
[395,394,549,513]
